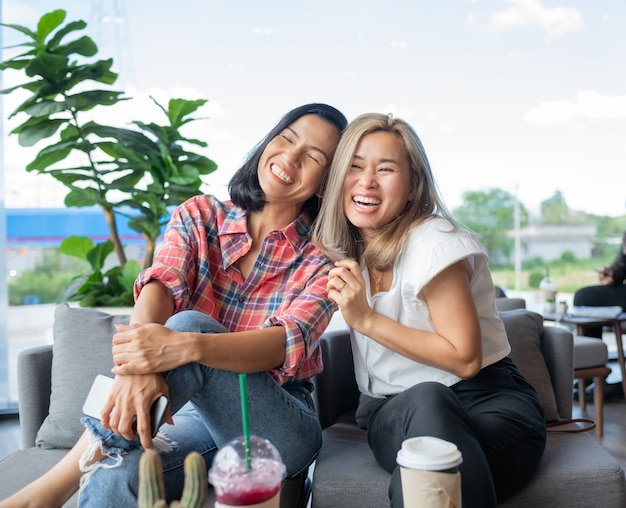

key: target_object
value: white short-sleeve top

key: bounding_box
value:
[350,216,511,398]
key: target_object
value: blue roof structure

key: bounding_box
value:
[6,207,162,246]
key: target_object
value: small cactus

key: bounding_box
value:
[180,451,209,508]
[138,449,207,508]
[138,449,165,508]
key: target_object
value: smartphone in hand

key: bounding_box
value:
[82,374,168,438]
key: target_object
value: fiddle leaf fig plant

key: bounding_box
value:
[1,9,218,306]
[59,236,141,308]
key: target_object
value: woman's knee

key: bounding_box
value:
[372,383,465,439]
[165,310,227,333]
[400,382,461,418]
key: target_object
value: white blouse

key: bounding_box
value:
[350,216,511,398]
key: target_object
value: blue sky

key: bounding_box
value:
[2,0,626,217]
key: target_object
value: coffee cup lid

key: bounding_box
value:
[396,436,463,470]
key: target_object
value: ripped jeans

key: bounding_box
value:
[78,311,322,507]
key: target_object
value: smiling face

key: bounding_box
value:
[343,130,413,243]
[257,114,340,212]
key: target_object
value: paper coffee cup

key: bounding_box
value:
[396,437,462,508]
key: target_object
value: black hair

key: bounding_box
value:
[228,103,347,219]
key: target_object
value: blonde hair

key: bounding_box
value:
[313,112,458,269]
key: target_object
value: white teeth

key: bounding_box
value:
[353,196,381,206]
[271,164,295,184]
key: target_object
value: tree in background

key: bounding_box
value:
[541,191,572,223]
[453,188,529,265]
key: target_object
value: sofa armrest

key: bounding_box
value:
[312,330,360,429]
[542,325,574,420]
[17,345,53,448]
[495,297,526,312]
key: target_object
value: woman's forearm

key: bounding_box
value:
[130,280,175,325]
[189,326,287,373]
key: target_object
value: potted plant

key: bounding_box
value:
[1,9,217,306]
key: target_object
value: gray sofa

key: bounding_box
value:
[0,304,309,507]
[2,304,626,507]
[311,308,626,507]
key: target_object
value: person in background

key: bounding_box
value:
[573,230,626,337]
[0,103,347,508]
[312,112,546,508]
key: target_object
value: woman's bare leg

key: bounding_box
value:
[0,430,106,508]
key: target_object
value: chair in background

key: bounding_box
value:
[494,288,612,439]
[573,336,611,438]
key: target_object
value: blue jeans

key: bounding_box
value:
[78,311,322,507]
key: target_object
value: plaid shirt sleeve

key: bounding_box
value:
[265,251,336,382]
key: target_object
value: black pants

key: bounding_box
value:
[360,358,546,508]
[573,285,626,337]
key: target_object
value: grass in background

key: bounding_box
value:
[491,253,615,294]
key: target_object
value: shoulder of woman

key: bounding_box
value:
[404,218,483,257]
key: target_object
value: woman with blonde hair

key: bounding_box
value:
[313,112,546,507]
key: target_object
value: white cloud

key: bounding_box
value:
[487,0,583,41]
[526,91,626,125]
[253,28,274,36]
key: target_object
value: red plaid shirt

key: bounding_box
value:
[135,195,335,384]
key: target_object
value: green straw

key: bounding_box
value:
[239,373,252,471]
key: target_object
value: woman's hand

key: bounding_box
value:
[328,259,377,331]
[111,323,189,375]
[101,373,173,449]
[598,266,615,285]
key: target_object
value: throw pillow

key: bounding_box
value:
[500,309,560,422]
[36,303,130,449]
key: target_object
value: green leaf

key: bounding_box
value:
[0,22,37,41]
[59,235,95,261]
[47,20,87,49]
[63,59,118,89]
[23,99,67,117]
[165,97,207,128]
[60,274,89,302]
[24,52,69,80]
[56,35,97,58]
[86,240,115,271]
[65,188,102,207]
[65,90,126,112]
[177,136,208,148]
[46,168,99,185]
[13,117,66,147]
[0,58,32,71]
[27,143,73,171]
[36,10,67,45]
[129,216,162,241]
[119,260,141,291]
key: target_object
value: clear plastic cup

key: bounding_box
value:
[209,435,286,507]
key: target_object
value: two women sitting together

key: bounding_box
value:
[2,104,546,508]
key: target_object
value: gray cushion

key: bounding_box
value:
[499,433,626,507]
[573,336,608,369]
[499,309,559,422]
[312,421,390,507]
[35,304,130,449]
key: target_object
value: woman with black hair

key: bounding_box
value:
[1,103,347,508]
[573,230,626,337]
